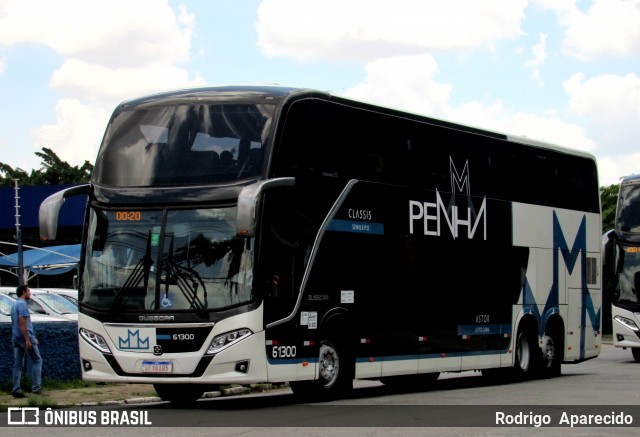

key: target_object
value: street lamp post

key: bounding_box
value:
[14,179,25,286]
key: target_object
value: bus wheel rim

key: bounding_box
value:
[541,334,555,368]
[319,343,339,388]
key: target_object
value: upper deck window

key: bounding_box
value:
[617,182,640,234]
[94,103,274,187]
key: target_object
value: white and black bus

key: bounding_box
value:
[603,174,640,361]
[40,86,602,403]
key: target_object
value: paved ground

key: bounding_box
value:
[0,382,279,409]
[1,336,615,409]
[0,383,159,408]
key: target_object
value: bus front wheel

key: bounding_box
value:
[290,338,353,399]
[154,383,204,404]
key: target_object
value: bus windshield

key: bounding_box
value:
[81,206,253,312]
[617,183,640,234]
[94,103,274,187]
[615,244,640,305]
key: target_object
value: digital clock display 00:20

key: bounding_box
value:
[115,211,142,221]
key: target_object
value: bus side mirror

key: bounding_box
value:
[39,184,90,241]
[236,177,295,238]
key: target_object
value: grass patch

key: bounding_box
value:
[26,395,58,409]
[1,377,99,394]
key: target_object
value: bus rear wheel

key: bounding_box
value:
[540,331,563,377]
[154,384,204,404]
[514,328,540,379]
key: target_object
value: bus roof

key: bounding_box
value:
[113,85,597,163]
[620,173,640,184]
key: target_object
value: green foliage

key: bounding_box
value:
[0,147,93,186]
[600,183,619,234]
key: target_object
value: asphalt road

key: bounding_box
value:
[4,342,639,436]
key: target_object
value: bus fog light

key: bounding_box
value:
[235,360,249,373]
[79,328,112,353]
[614,315,639,331]
[206,329,252,355]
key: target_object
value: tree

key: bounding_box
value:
[600,183,619,233]
[0,147,93,186]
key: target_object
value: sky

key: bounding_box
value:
[0,0,638,186]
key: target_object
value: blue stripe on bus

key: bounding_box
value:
[156,334,171,340]
[327,219,384,235]
[267,350,511,366]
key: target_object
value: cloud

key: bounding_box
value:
[598,152,640,185]
[0,0,194,67]
[564,72,640,155]
[537,0,640,60]
[50,59,206,104]
[0,0,202,98]
[525,33,548,87]
[256,0,527,61]
[32,99,112,168]
[0,0,202,167]
[344,55,452,115]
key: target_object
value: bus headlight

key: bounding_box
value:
[206,328,252,355]
[614,315,640,331]
[79,328,112,353]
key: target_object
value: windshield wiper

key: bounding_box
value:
[109,233,152,312]
[162,237,208,311]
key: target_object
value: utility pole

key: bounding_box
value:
[14,179,25,286]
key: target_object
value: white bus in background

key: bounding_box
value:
[40,86,602,403]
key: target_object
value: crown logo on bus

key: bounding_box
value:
[119,329,150,350]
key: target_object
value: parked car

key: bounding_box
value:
[40,288,78,305]
[0,292,70,323]
[3,289,78,321]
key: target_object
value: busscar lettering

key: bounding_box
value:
[139,315,175,322]
[408,190,487,239]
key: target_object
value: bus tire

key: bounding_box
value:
[154,384,204,404]
[540,329,563,377]
[632,348,640,362]
[316,338,353,397]
[514,327,540,379]
[290,337,353,400]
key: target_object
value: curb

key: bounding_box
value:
[75,384,280,407]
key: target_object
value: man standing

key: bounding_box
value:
[10,285,43,397]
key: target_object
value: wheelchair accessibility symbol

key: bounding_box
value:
[161,293,174,308]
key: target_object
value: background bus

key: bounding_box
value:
[603,174,640,361]
[40,86,602,403]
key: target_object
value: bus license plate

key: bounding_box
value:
[142,360,172,374]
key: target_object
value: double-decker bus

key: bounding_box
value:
[603,174,640,361]
[40,86,602,403]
